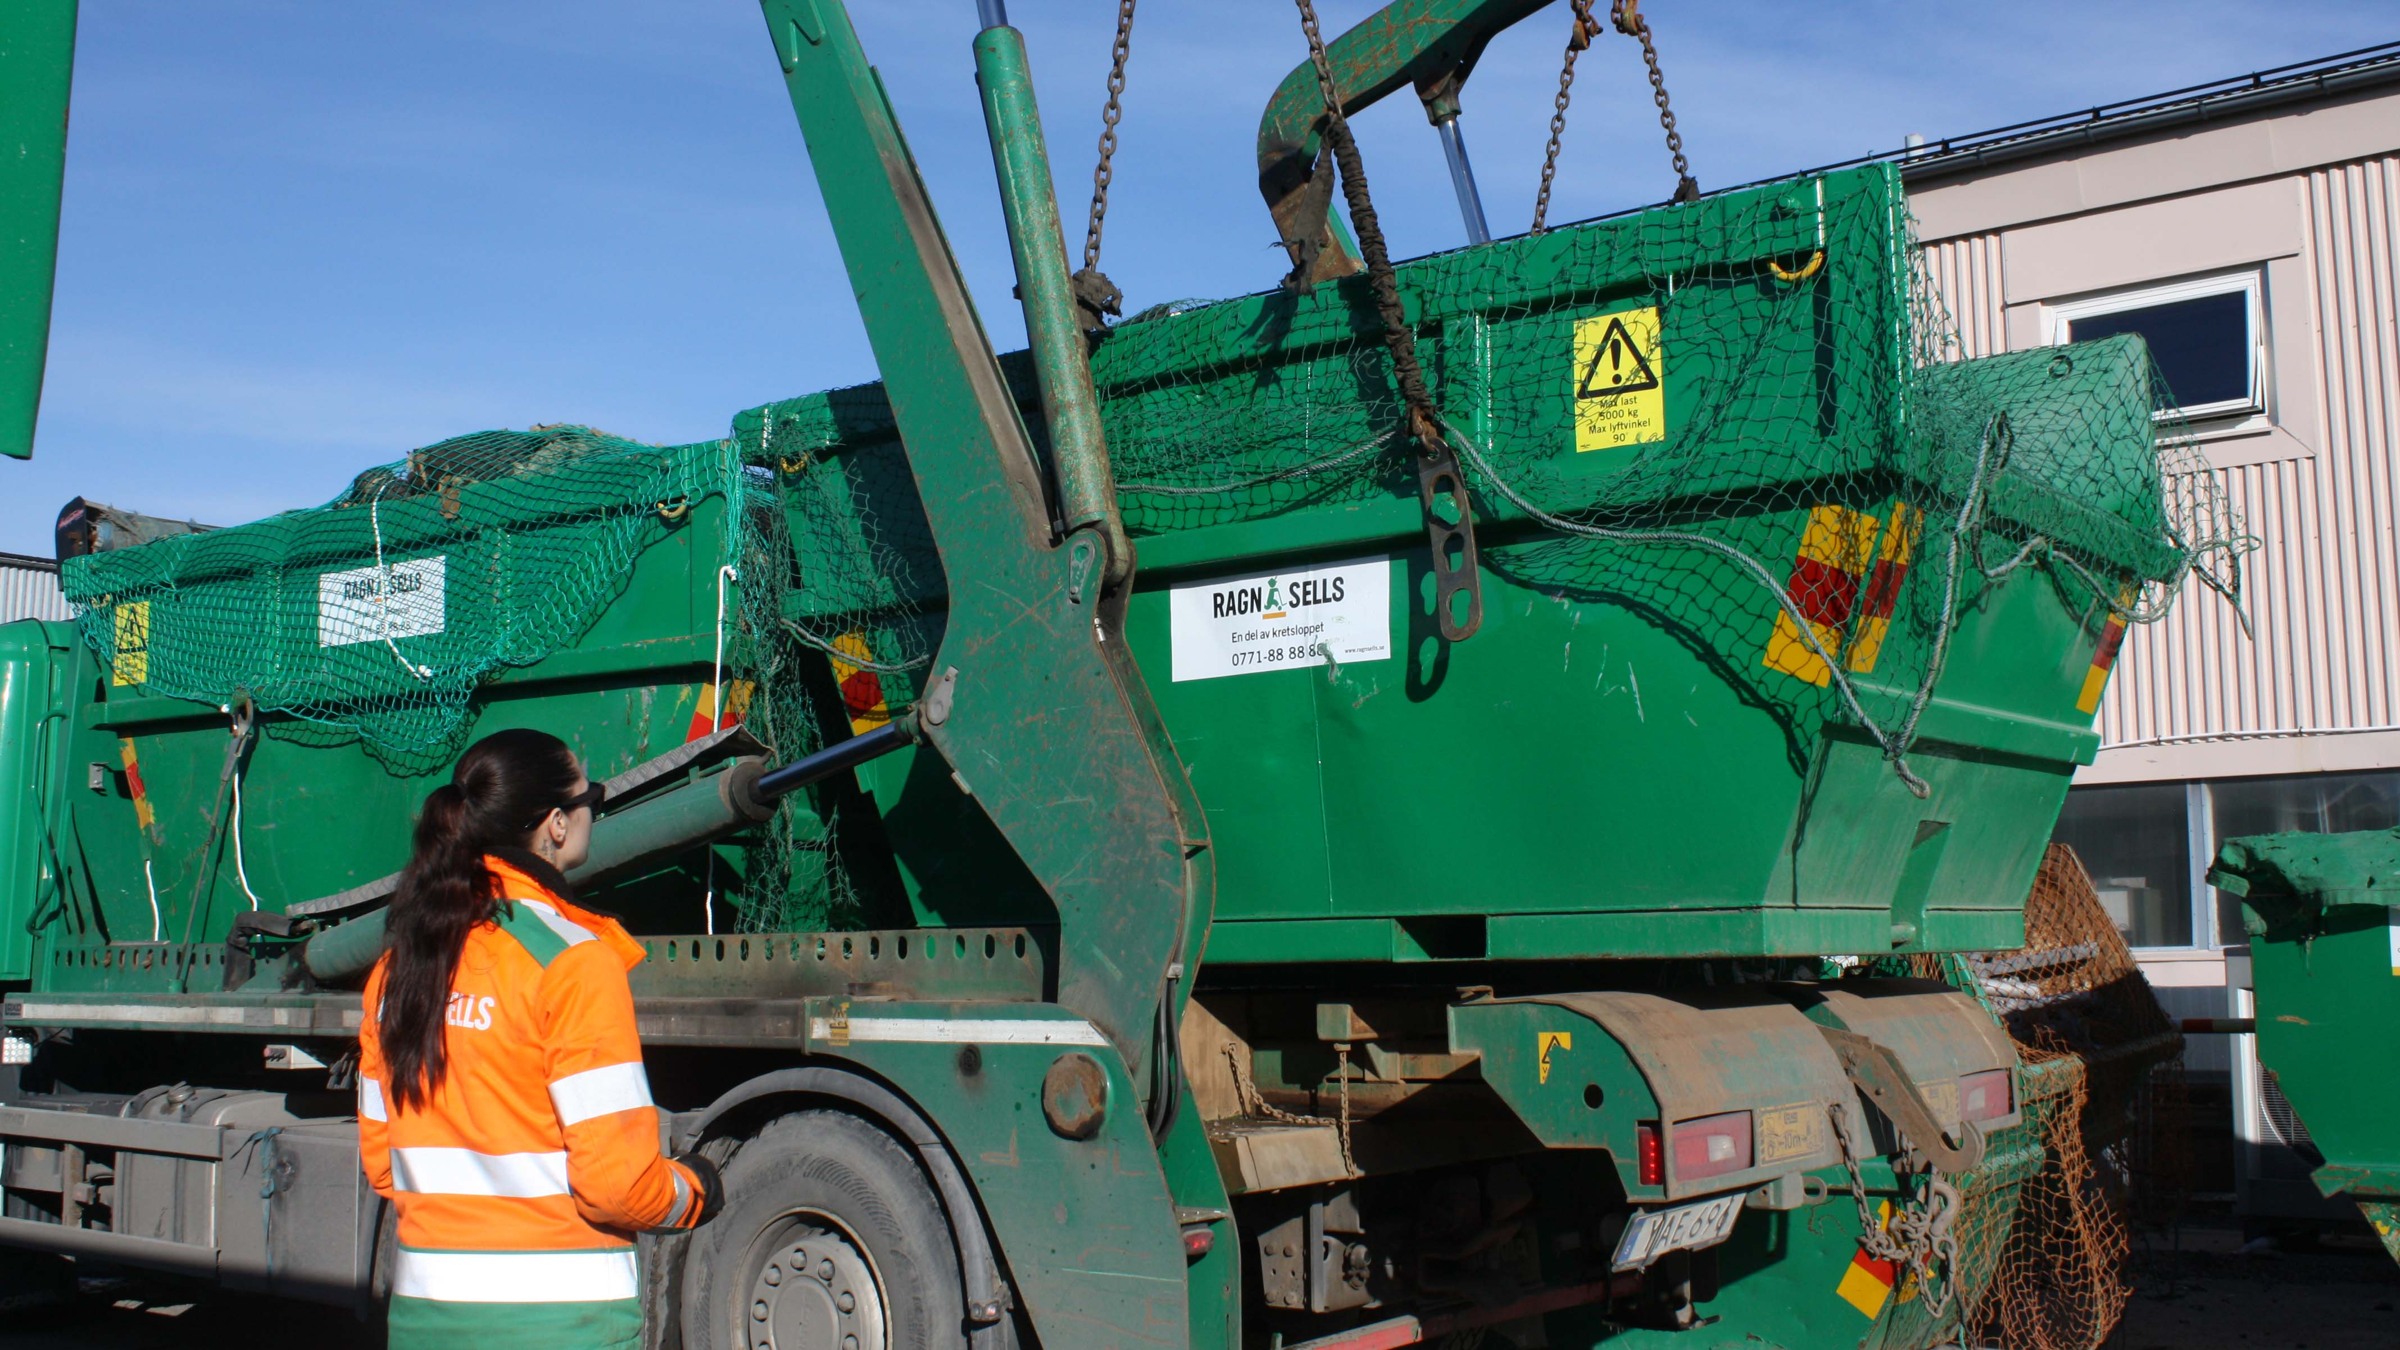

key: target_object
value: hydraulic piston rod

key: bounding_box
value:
[298,721,922,983]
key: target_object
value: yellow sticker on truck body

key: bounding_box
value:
[1572,306,1665,453]
[112,601,150,686]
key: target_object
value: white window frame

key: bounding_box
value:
[2047,270,2266,423]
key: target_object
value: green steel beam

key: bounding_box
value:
[1257,0,1550,284]
[754,0,1210,1093]
[0,0,78,461]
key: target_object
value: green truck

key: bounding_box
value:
[0,2,2227,1347]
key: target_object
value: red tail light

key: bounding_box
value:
[1670,1111,1755,1182]
[1959,1069,2014,1123]
[1637,1122,1663,1186]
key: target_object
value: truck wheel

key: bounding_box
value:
[681,1109,968,1350]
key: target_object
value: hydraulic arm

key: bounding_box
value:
[753,0,1210,1101]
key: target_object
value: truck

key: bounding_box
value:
[0,1,2232,1347]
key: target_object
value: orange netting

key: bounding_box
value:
[1902,843,2186,1350]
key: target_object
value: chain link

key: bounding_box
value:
[1080,0,1135,274]
[1531,0,1601,234]
[1828,1103,1962,1318]
[1223,1041,1357,1176]
[1289,0,1483,640]
[1611,0,1696,200]
[1068,0,1137,327]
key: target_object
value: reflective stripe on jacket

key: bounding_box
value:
[358,852,699,1348]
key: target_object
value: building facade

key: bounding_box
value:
[0,552,67,625]
[1899,44,2400,1213]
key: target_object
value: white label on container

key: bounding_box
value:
[1168,557,1391,682]
[319,556,446,648]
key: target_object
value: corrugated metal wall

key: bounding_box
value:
[1920,232,2006,359]
[0,558,67,624]
[1917,155,2400,749]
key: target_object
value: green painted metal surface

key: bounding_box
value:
[742,163,2153,963]
[794,999,1192,1349]
[2210,828,2400,1250]
[0,621,76,978]
[756,0,1207,1092]
[0,3,2188,1346]
[0,0,76,461]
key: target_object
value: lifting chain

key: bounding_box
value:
[1289,0,1483,641]
[1224,1041,1358,1176]
[1530,0,1602,233]
[1828,1102,1963,1319]
[1611,0,1698,202]
[1072,0,1138,330]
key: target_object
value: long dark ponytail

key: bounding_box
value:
[382,728,581,1110]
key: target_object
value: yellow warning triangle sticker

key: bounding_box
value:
[1576,314,1661,398]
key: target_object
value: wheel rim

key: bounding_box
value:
[740,1210,890,1350]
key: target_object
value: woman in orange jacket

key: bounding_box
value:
[358,728,720,1349]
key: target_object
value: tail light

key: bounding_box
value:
[1670,1111,1755,1182]
[1959,1069,2014,1123]
[1637,1122,1663,1186]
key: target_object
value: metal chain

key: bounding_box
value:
[1828,1103,1961,1317]
[1071,0,1137,327]
[1610,0,1696,201]
[1531,0,1602,233]
[1224,1041,1357,1175]
[1080,0,1135,274]
[1290,0,1483,640]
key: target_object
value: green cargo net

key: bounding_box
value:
[62,427,744,774]
[738,163,2247,823]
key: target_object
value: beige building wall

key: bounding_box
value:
[1908,88,2400,789]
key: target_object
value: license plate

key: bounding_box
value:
[1611,1193,1746,1272]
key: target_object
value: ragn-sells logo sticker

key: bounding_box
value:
[1572,305,1665,453]
[319,556,446,648]
[1168,558,1391,683]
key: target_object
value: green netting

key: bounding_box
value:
[732,163,2247,836]
[56,164,2252,931]
[61,426,744,775]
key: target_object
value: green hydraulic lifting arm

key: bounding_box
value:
[1258,0,1551,285]
[753,0,1210,1107]
[0,0,78,461]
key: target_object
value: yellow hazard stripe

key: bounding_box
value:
[1836,1257,1893,1318]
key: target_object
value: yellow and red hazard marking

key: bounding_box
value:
[1835,1200,1910,1319]
[684,679,756,743]
[2075,610,2129,715]
[827,632,890,737]
[1763,503,1917,686]
[117,737,161,841]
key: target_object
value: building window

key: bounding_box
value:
[2053,782,2194,948]
[2210,772,2400,944]
[2051,271,2264,421]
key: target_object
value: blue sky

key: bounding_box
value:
[13,1,2391,555]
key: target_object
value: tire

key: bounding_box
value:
[680,1109,968,1350]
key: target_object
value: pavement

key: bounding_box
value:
[1,1219,2392,1348]
[2105,1220,2400,1350]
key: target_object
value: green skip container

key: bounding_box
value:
[34,164,2207,971]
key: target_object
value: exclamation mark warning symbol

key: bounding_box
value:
[1571,305,1666,453]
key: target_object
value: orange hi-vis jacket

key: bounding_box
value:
[358,852,701,1349]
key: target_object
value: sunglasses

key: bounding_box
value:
[524,781,605,830]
